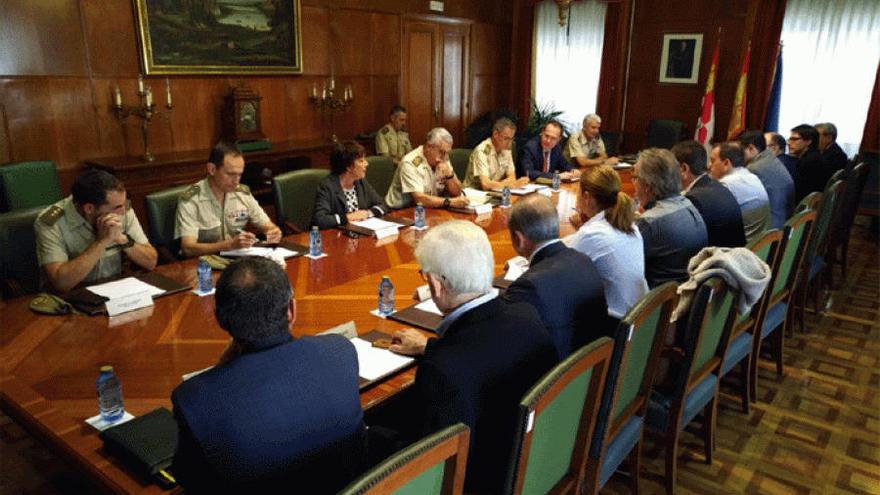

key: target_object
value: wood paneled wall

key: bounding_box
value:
[0,0,511,188]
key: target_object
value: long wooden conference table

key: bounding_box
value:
[0,174,633,494]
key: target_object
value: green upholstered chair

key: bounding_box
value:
[583,282,678,495]
[795,191,822,213]
[272,169,329,233]
[505,337,613,495]
[338,423,470,495]
[831,163,870,284]
[797,179,843,325]
[721,229,783,413]
[145,185,188,263]
[0,161,63,212]
[646,119,685,149]
[646,277,738,495]
[755,209,817,388]
[0,206,44,298]
[449,148,472,182]
[366,155,396,198]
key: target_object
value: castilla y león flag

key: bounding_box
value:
[695,38,720,151]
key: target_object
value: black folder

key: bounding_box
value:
[99,407,179,487]
[64,272,191,316]
[387,302,443,333]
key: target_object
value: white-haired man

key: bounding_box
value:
[384,127,469,209]
[564,113,619,167]
[390,220,557,494]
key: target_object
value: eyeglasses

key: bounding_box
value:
[787,136,802,142]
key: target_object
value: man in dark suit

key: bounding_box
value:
[739,130,795,229]
[503,194,611,358]
[816,122,849,172]
[672,140,746,247]
[171,257,366,494]
[789,124,832,202]
[390,220,557,494]
[518,120,580,180]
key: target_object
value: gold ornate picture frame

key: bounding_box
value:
[134,0,303,75]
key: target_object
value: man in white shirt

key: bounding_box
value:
[709,142,771,243]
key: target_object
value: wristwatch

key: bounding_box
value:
[121,235,135,249]
[442,198,451,208]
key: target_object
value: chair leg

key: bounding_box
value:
[626,440,641,495]
[664,432,678,495]
[772,326,785,377]
[840,235,850,285]
[702,400,715,463]
[739,358,751,414]
[749,339,760,403]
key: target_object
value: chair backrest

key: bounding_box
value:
[680,277,738,393]
[735,229,783,329]
[338,423,470,495]
[646,120,685,149]
[0,161,63,212]
[145,185,188,261]
[506,337,614,495]
[0,206,44,297]
[366,155,396,197]
[839,162,870,235]
[795,191,822,213]
[588,282,677,462]
[804,179,843,262]
[600,131,619,156]
[449,149,472,181]
[272,168,330,233]
[769,209,817,304]
[825,168,846,190]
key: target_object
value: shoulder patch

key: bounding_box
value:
[412,155,424,166]
[181,184,200,201]
[235,184,250,194]
[381,126,390,135]
[38,205,64,226]
[483,143,493,155]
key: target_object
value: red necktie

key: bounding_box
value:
[543,150,550,173]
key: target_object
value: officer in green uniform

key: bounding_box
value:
[175,142,282,258]
[463,117,530,190]
[34,169,158,292]
[375,105,412,164]
[384,127,469,209]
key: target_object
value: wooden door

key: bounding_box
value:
[403,19,470,147]
[402,21,440,148]
[439,23,470,146]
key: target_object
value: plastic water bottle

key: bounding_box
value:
[377,276,395,316]
[197,258,212,293]
[96,365,125,423]
[501,186,511,207]
[414,203,426,228]
[309,226,322,256]
[552,171,561,191]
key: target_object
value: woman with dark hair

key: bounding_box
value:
[312,141,388,229]
[563,165,648,318]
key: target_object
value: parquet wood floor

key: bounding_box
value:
[2,225,877,495]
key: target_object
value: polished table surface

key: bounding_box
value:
[0,173,633,494]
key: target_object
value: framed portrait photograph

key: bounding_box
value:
[134,0,303,75]
[658,33,703,84]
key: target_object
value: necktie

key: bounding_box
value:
[543,150,550,173]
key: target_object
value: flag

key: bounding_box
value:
[695,37,720,151]
[727,41,751,140]
[763,44,783,132]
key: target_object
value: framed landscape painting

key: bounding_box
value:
[658,33,703,84]
[135,0,303,75]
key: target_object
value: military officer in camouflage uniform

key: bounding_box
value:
[463,118,530,190]
[175,142,282,257]
[34,169,157,292]
[375,105,412,164]
[564,113,619,168]
[384,127,469,209]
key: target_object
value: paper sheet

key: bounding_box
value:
[495,184,548,195]
[87,277,165,299]
[352,217,402,232]
[414,298,443,315]
[219,247,298,258]
[350,338,414,381]
[504,255,530,281]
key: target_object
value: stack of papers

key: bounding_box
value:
[414,299,443,315]
[220,246,299,258]
[350,337,414,381]
[504,256,530,281]
[494,184,549,195]
[351,218,402,232]
[87,278,165,299]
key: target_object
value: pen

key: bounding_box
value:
[158,469,176,484]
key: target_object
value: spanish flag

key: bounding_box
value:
[695,37,720,151]
[727,42,751,140]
